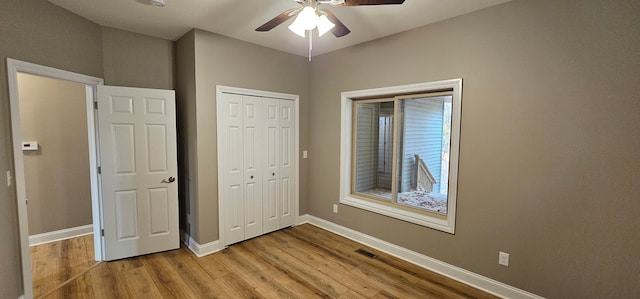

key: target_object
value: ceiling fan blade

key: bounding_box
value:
[334,0,405,6]
[321,9,351,37]
[255,8,301,32]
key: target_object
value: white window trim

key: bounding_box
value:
[339,79,462,234]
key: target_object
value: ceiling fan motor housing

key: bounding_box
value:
[149,0,167,7]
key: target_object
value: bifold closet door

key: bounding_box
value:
[242,96,264,240]
[279,100,296,227]
[263,98,280,233]
[219,93,264,245]
[263,99,296,232]
[219,91,297,246]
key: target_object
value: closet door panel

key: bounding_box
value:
[279,100,296,227]
[220,93,245,245]
[243,96,263,239]
[263,98,280,233]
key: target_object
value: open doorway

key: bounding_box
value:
[7,59,104,299]
[17,73,98,297]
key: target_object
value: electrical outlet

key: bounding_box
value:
[333,204,338,213]
[499,251,509,266]
[6,170,12,187]
[303,150,308,159]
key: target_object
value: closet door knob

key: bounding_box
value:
[272,173,275,176]
[250,175,254,179]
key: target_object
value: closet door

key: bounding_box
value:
[263,98,280,233]
[279,100,296,227]
[220,94,264,244]
[219,93,245,245]
[218,87,298,247]
[242,96,263,239]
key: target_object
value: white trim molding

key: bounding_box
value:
[180,231,222,258]
[297,214,544,299]
[29,224,93,246]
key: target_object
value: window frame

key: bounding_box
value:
[339,79,462,234]
[350,98,396,203]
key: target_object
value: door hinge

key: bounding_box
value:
[101,229,104,236]
[97,166,101,174]
[94,101,98,109]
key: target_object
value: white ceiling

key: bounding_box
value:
[48,0,510,57]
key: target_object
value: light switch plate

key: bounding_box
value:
[499,251,509,266]
[6,170,12,187]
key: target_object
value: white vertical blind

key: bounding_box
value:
[354,103,378,192]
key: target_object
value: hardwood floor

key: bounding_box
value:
[30,234,98,298]
[32,224,499,299]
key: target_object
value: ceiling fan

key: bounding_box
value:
[256,0,406,39]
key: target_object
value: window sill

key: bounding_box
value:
[340,195,455,234]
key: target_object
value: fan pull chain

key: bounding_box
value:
[308,31,313,62]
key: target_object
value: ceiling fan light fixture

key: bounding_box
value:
[298,6,320,30]
[288,6,320,38]
[316,14,335,37]
[288,22,307,37]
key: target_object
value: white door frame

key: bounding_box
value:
[6,58,104,299]
[215,85,300,248]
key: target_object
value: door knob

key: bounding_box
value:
[250,175,254,179]
[272,173,275,176]
[168,176,175,183]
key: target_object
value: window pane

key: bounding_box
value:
[395,96,452,214]
[353,101,394,200]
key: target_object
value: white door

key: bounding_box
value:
[97,86,179,261]
[279,100,296,227]
[263,98,280,233]
[219,93,265,245]
[242,96,263,240]
[219,93,244,245]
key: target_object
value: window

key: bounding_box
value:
[340,79,462,233]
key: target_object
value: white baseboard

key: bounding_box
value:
[29,224,93,246]
[297,214,543,299]
[180,230,222,257]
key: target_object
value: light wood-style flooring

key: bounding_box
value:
[31,233,98,298]
[31,224,499,299]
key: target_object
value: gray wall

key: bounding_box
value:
[308,0,640,298]
[175,30,197,238]
[102,27,175,89]
[18,73,93,235]
[175,29,310,244]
